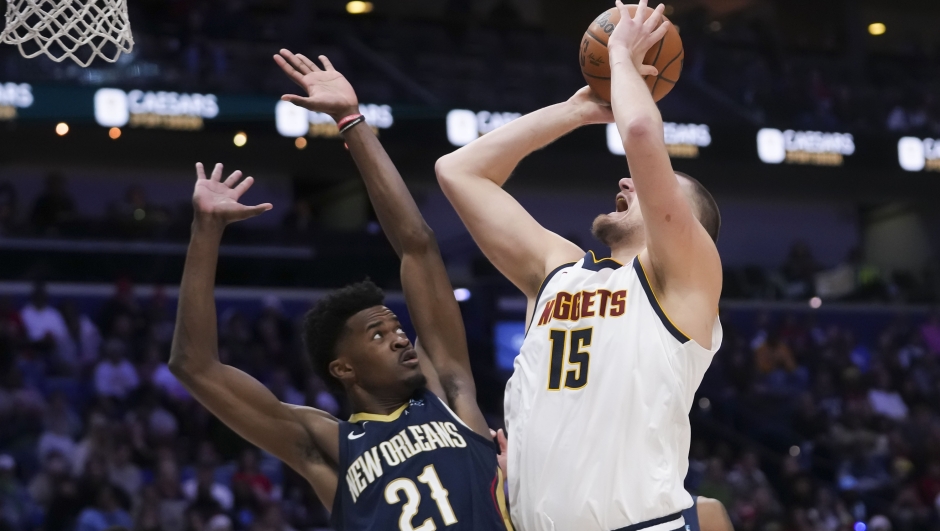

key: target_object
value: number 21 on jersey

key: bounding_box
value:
[547,327,592,390]
[384,464,457,530]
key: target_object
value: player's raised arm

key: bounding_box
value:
[169,163,339,506]
[433,91,610,298]
[608,0,721,340]
[273,50,490,438]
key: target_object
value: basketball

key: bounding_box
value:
[579,5,684,102]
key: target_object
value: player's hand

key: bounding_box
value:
[274,49,360,121]
[192,163,273,229]
[608,0,669,75]
[568,86,614,124]
[490,429,508,480]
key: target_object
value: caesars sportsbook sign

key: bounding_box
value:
[94,88,219,130]
[275,101,394,138]
[757,128,855,166]
[607,122,712,158]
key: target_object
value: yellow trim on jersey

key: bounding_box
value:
[495,468,515,530]
[587,249,624,266]
[348,402,408,423]
[634,256,693,341]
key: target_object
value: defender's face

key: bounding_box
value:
[335,306,425,395]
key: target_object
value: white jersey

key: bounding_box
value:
[505,251,722,531]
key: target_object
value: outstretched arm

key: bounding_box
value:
[608,0,721,344]
[169,163,339,507]
[434,90,612,298]
[274,50,489,438]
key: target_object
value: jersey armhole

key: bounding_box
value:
[632,258,692,344]
[524,261,577,336]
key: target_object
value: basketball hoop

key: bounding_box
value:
[1,0,134,67]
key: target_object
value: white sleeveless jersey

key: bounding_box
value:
[504,252,722,531]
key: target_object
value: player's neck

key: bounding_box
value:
[347,387,412,417]
[609,242,645,265]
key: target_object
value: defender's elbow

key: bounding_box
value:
[402,225,436,253]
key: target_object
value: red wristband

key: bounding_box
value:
[337,113,363,130]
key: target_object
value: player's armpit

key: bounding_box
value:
[434,160,582,298]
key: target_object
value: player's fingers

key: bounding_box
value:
[644,4,665,31]
[195,162,206,180]
[319,55,336,71]
[240,203,274,220]
[210,163,224,182]
[296,54,322,72]
[497,429,508,451]
[639,64,659,77]
[280,95,310,108]
[223,170,243,187]
[233,175,256,197]
[649,20,671,46]
[273,55,307,89]
[280,49,312,75]
[634,0,648,23]
[615,0,628,17]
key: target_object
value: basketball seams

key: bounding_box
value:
[580,7,682,102]
[585,30,608,48]
[651,48,684,98]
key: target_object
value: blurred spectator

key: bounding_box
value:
[74,485,132,531]
[868,371,909,421]
[93,339,139,400]
[754,330,797,374]
[30,173,76,236]
[59,300,102,370]
[232,449,273,512]
[182,463,234,512]
[72,413,110,477]
[696,458,734,508]
[20,282,71,366]
[107,445,142,502]
[28,450,71,510]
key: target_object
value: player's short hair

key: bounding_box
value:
[675,172,720,243]
[303,279,385,380]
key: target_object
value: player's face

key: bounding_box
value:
[591,177,646,248]
[591,176,696,248]
[336,306,426,396]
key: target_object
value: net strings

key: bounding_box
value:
[0,0,134,67]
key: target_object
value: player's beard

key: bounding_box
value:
[591,213,643,248]
[404,371,427,392]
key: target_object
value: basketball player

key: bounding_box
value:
[169,51,511,530]
[435,0,722,529]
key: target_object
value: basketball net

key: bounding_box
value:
[1,0,134,67]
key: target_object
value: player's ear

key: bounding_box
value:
[329,357,354,382]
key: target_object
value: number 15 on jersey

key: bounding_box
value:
[547,328,592,390]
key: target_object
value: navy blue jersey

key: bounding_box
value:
[682,496,700,531]
[331,388,512,530]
